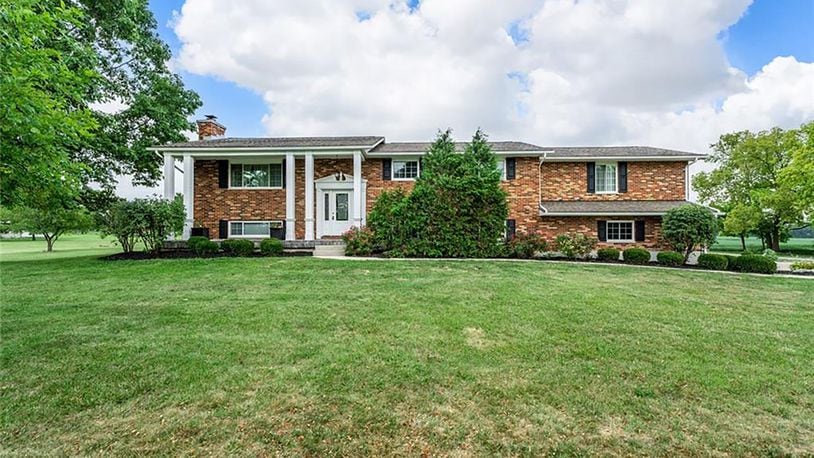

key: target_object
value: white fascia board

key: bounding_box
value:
[153,148,371,158]
[544,156,706,162]
[365,150,549,157]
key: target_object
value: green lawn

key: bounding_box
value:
[711,236,814,260]
[0,232,122,262]
[2,241,813,455]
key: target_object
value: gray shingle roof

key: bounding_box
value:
[539,200,693,215]
[369,141,543,153]
[542,146,704,159]
[153,136,385,149]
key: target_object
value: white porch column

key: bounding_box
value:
[352,151,362,227]
[163,154,175,200]
[304,153,315,240]
[182,154,194,239]
[285,153,296,240]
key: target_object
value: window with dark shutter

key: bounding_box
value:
[587,162,596,193]
[382,158,392,181]
[597,220,607,242]
[618,161,628,193]
[635,220,646,242]
[506,158,516,180]
[219,220,229,239]
[506,219,516,241]
[218,161,229,188]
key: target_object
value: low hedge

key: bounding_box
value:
[260,238,284,256]
[596,247,620,262]
[221,239,255,256]
[505,233,548,259]
[656,250,684,267]
[791,261,814,271]
[697,253,728,270]
[187,236,219,255]
[729,254,777,274]
[622,247,651,265]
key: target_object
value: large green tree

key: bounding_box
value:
[780,120,814,216]
[693,125,808,251]
[1,0,200,207]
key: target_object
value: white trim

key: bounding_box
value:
[605,220,635,243]
[365,150,551,157]
[304,153,315,241]
[227,220,283,239]
[315,174,367,238]
[152,146,377,154]
[391,157,420,181]
[182,155,194,239]
[163,154,175,200]
[545,156,705,162]
[285,153,295,240]
[227,161,284,190]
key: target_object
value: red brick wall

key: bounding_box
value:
[541,161,686,201]
[193,161,286,237]
[536,216,665,249]
[194,157,676,248]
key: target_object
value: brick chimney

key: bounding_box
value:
[196,114,226,140]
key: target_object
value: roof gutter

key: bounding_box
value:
[543,155,706,162]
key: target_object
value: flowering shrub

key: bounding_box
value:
[342,226,375,256]
[555,233,597,259]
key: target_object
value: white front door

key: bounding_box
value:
[321,189,353,236]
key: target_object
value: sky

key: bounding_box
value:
[124,0,814,198]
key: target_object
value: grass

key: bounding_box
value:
[1,240,813,455]
[711,236,814,260]
[0,232,121,262]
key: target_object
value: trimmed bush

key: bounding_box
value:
[697,253,728,270]
[791,261,814,271]
[343,226,375,256]
[555,233,597,259]
[596,247,620,262]
[221,239,255,257]
[187,236,208,251]
[724,255,739,271]
[662,204,718,262]
[730,254,777,274]
[761,249,778,261]
[260,238,284,256]
[656,250,684,267]
[505,232,547,259]
[622,247,651,265]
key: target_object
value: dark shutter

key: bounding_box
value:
[597,220,607,242]
[281,158,286,188]
[618,161,628,193]
[418,157,423,178]
[506,158,516,180]
[587,162,596,193]
[270,221,285,240]
[506,219,516,241]
[219,220,229,239]
[382,158,391,180]
[635,220,646,242]
[218,161,229,188]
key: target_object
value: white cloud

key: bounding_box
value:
[171,0,814,164]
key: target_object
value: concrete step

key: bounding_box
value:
[313,244,346,257]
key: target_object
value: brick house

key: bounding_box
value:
[152,116,705,249]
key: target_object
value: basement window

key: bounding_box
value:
[230,221,273,237]
[606,221,634,242]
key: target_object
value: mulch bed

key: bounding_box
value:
[102,250,311,261]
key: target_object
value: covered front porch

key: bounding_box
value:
[161,149,368,241]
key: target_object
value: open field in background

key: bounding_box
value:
[0,233,122,262]
[2,236,813,455]
[711,236,814,260]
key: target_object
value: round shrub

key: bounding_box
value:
[730,254,777,274]
[724,254,739,271]
[622,247,651,265]
[187,236,209,252]
[221,239,255,257]
[662,204,718,262]
[697,253,728,270]
[656,250,684,267]
[505,232,547,259]
[260,238,284,256]
[596,247,620,262]
[555,233,597,259]
[195,239,219,256]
